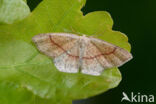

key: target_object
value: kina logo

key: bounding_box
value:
[121,92,154,103]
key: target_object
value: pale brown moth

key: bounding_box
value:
[32,33,132,76]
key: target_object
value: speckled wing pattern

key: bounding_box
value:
[32,33,132,76]
[80,37,132,75]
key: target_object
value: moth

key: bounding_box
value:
[32,33,132,76]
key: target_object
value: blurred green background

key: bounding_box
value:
[27,0,156,103]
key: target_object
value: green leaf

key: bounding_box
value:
[0,0,30,24]
[0,0,131,103]
[0,80,71,104]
